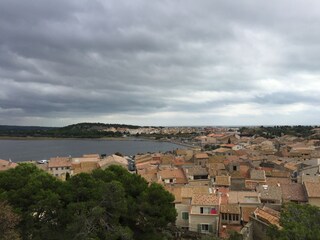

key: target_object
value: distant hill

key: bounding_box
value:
[0,125,57,131]
[240,125,319,139]
[0,122,142,138]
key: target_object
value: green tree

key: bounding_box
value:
[268,203,320,240]
[0,164,177,240]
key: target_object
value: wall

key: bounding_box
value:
[175,204,190,228]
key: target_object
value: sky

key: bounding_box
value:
[1,0,320,127]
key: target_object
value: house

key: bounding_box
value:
[245,169,266,190]
[189,193,221,235]
[227,190,262,225]
[213,148,233,156]
[72,156,100,174]
[157,168,188,186]
[184,166,209,180]
[48,157,72,179]
[228,191,261,207]
[220,204,241,225]
[299,164,320,177]
[194,153,209,167]
[207,163,226,178]
[97,154,128,170]
[170,186,211,230]
[304,181,320,207]
[0,159,18,171]
[280,183,307,203]
[256,184,282,205]
[250,207,281,240]
[213,175,231,188]
[216,134,239,144]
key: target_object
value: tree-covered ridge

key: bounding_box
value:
[0,123,141,138]
[0,164,177,240]
[240,125,318,138]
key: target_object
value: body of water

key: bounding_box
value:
[0,138,186,162]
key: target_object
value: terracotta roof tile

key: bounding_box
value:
[304,181,320,198]
[220,204,240,214]
[0,159,18,171]
[253,207,281,229]
[48,157,71,168]
[250,169,266,180]
[241,207,257,222]
[191,193,220,206]
[194,153,209,159]
[215,175,231,186]
[281,183,308,202]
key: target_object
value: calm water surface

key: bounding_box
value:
[0,139,186,162]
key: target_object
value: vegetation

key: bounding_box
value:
[0,164,177,240]
[0,201,21,240]
[268,203,320,240]
[240,125,317,138]
[0,123,141,138]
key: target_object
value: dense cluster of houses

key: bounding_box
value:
[1,129,320,239]
[134,132,320,239]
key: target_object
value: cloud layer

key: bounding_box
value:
[1,0,320,126]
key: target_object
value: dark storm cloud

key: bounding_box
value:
[1,0,320,126]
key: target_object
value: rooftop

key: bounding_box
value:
[304,181,320,198]
[256,185,282,201]
[281,183,308,202]
[194,153,209,159]
[250,169,266,180]
[253,207,282,229]
[0,159,18,171]
[191,193,220,206]
[220,204,240,214]
[215,175,231,186]
[228,191,261,204]
[48,157,71,168]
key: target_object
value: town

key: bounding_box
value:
[1,126,320,239]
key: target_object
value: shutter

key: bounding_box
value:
[182,212,189,220]
[197,224,201,233]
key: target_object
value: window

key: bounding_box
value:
[56,167,58,170]
[233,165,237,171]
[201,207,217,214]
[200,207,210,214]
[201,224,209,233]
[182,212,189,220]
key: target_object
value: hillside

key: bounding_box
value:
[0,122,142,138]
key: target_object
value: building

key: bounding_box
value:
[194,153,209,167]
[189,193,221,235]
[304,181,320,207]
[0,159,18,171]
[48,157,72,179]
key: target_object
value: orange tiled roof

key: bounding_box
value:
[281,183,307,202]
[194,153,209,159]
[304,181,320,198]
[253,207,282,229]
[207,133,225,138]
[0,159,18,171]
[215,175,231,186]
[220,204,240,214]
[241,207,257,222]
[181,186,211,199]
[48,157,71,168]
[191,193,220,206]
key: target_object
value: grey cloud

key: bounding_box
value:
[1,0,320,126]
